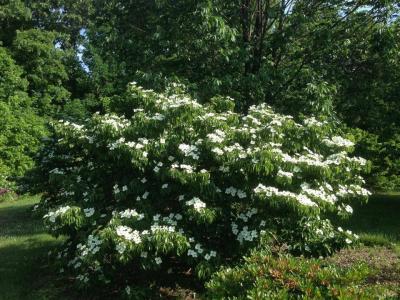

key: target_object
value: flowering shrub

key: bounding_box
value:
[32,83,370,294]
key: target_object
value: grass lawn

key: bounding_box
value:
[340,192,400,252]
[0,195,69,300]
[0,193,399,299]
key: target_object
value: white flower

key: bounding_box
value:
[186,197,206,212]
[212,147,224,156]
[344,205,353,214]
[207,130,225,143]
[122,185,128,192]
[116,243,126,254]
[277,169,293,178]
[83,208,95,217]
[345,238,352,244]
[113,184,120,194]
[44,206,71,223]
[187,249,198,258]
[225,186,237,196]
[116,226,141,244]
[161,183,168,189]
[297,195,317,207]
[323,136,354,148]
[237,190,247,199]
[119,209,144,220]
[155,257,162,264]
[178,144,199,159]
[125,286,131,295]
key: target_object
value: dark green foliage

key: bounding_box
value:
[0,46,29,103]
[79,0,400,188]
[0,47,47,187]
[0,102,47,187]
[0,0,31,47]
[12,29,71,114]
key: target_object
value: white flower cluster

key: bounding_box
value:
[303,117,327,127]
[254,184,317,207]
[207,129,226,143]
[108,137,148,156]
[84,208,95,217]
[323,136,354,148]
[277,169,294,179]
[44,206,71,223]
[77,235,102,256]
[300,183,338,204]
[188,244,217,261]
[225,186,247,199]
[171,163,195,173]
[185,197,206,212]
[237,208,258,222]
[116,226,142,244]
[98,114,131,131]
[231,223,258,244]
[178,143,200,160]
[336,184,371,197]
[118,209,144,220]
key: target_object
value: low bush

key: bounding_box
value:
[31,83,370,296]
[206,249,397,299]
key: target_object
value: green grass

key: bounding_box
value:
[0,195,68,300]
[340,192,400,251]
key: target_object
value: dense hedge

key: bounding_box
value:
[32,83,370,295]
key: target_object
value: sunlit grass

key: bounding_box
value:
[0,195,68,300]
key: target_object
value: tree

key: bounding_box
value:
[0,47,46,187]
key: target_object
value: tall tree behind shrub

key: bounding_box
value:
[0,47,47,187]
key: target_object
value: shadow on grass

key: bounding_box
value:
[0,239,68,300]
[0,196,76,300]
[0,203,46,237]
[340,193,400,243]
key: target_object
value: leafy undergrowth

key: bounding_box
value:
[206,248,399,299]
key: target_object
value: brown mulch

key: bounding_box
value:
[328,246,400,285]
